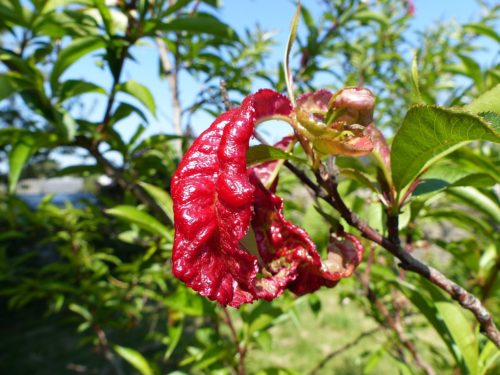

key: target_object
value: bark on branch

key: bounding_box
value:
[277,155,500,348]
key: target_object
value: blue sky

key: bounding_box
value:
[56,0,496,165]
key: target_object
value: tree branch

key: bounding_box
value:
[76,137,170,225]
[221,307,246,375]
[156,35,182,136]
[308,326,381,375]
[366,288,436,375]
[277,155,500,347]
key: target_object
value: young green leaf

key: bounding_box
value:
[118,80,156,117]
[58,79,106,102]
[0,72,34,100]
[50,36,106,90]
[8,134,38,194]
[411,52,421,103]
[105,205,170,238]
[464,84,500,114]
[435,301,479,375]
[246,144,304,165]
[114,345,155,375]
[391,106,500,192]
[352,10,390,27]
[137,181,174,224]
[284,1,301,105]
[464,23,500,44]
[160,14,238,41]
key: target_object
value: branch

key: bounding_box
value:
[221,307,246,375]
[93,323,125,375]
[156,35,182,136]
[366,288,436,375]
[76,137,170,225]
[278,156,500,348]
[308,326,381,375]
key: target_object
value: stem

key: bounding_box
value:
[308,327,381,375]
[76,137,170,225]
[97,3,135,135]
[93,323,125,375]
[387,214,400,247]
[156,35,182,136]
[366,288,436,375]
[221,308,246,375]
[280,160,500,348]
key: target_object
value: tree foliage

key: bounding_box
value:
[0,0,499,374]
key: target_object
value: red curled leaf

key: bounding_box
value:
[250,173,364,297]
[287,231,364,295]
[171,89,293,307]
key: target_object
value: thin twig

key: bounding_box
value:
[156,35,182,136]
[189,0,202,15]
[273,155,500,347]
[97,3,135,135]
[366,288,436,375]
[309,326,381,375]
[75,137,170,225]
[93,323,125,375]
[221,308,246,375]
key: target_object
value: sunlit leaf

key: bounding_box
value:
[246,144,304,165]
[114,345,154,375]
[464,84,500,114]
[435,302,479,375]
[0,72,34,100]
[353,10,390,27]
[391,106,500,192]
[283,1,301,105]
[137,181,174,224]
[8,134,38,194]
[105,205,169,238]
[50,36,106,90]
[160,14,238,40]
[118,80,156,117]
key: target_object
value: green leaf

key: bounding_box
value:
[114,345,154,375]
[391,106,500,191]
[161,0,191,17]
[160,14,238,40]
[50,36,106,90]
[397,280,460,366]
[283,1,301,105]
[56,164,100,176]
[58,79,106,102]
[479,341,500,375]
[458,54,483,90]
[246,144,304,165]
[353,10,390,27]
[59,109,77,141]
[105,205,170,238]
[40,0,74,14]
[446,186,500,223]
[464,23,500,43]
[0,72,34,100]
[464,84,500,114]
[110,102,148,125]
[164,318,183,361]
[411,52,421,103]
[118,80,156,117]
[435,302,479,375]
[137,182,174,224]
[8,134,38,194]
[68,303,92,321]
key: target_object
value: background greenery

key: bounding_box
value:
[0,0,499,374]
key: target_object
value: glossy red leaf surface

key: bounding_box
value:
[171,89,293,307]
[250,174,364,296]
